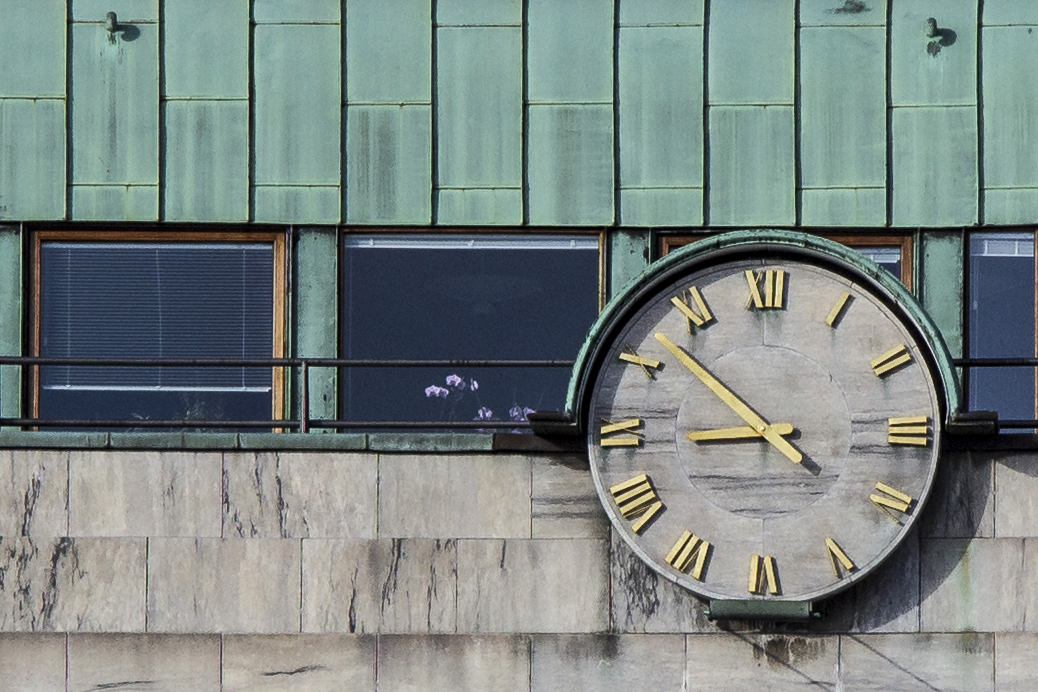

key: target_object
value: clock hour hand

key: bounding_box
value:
[654,332,803,464]
[687,422,794,442]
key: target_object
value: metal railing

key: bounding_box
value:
[954,357,1038,430]
[0,356,575,432]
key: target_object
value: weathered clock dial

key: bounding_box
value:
[587,239,944,608]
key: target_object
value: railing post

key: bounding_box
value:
[299,361,309,434]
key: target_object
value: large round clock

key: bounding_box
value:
[587,233,948,612]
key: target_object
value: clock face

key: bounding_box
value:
[588,254,942,603]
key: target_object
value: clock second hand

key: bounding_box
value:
[654,332,804,464]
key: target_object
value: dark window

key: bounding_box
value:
[968,232,1036,421]
[341,234,600,425]
[35,235,283,426]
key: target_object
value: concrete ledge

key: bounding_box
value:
[367,433,495,452]
[237,432,367,450]
[109,432,239,449]
[0,431,108,448]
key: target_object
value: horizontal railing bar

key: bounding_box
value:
[991,420,1038,429]
[1,418,534,429]
[0,356,574,368]
[954,358,1038,367]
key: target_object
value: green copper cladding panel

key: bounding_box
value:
[982,26,1038,189]
[620,189,703,227]
[0,227,20,421]
[618,0,704,26]
[984,0,1038,25]
[252,0,340,22]
[346,0,430,103]
[436,0,521,25]
[163,0,248,98]
[0,100,66,221]
[0,0,65,97]
[527,0,613,103]
[70,21,158,186]
[609,229,651,299]
[618,27,703,188]
[921,232,964,358]
[799,27,886,188]
[527,105,614,226]
[346,105,432,224]
[708,0,794,105]
[984,190,1038,226]
[436,189,523,225]
[163,101,248,222]
[890,0,977,106]
[708,106,795,226]
[295,228,338,424]
[435,27,522,188]
[71,0,156,21]
[892,107,978,227]
[254,186,340,224]
[800,188,887,227]
[254,24,341,185]
[799,0,886,26]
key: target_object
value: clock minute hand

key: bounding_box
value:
[654,332,803,464]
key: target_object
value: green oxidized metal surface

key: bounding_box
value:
[566,230,963,430]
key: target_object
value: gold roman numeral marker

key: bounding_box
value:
[670,286,714,332]
[870,482,914,522]
[609,474,663,533]
[599,418,643,447]
[748,554,779,594]
[619,346,661,378]
[826,537,856,578]
[888,415,931,446]
[745,269,786,310]
[665,530,710,580]
[871,345,912,377]
[825,291,852,327]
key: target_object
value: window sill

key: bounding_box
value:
[0,430,585,453]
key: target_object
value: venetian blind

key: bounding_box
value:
[40,242,274,390]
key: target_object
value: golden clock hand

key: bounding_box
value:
[654,332,803,464]
[687,422,794,442]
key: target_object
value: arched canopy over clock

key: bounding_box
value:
[561,230,961,619]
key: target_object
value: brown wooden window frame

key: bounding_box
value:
[657,232,915,291]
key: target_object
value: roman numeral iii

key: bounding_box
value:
[599,419,643,447]
[670,286,714,332]
[745,269,786,310]
[665,530,710,580]
[608,474,664,533]
[888,415,930,446]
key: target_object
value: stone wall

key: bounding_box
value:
[0,446,1035,689]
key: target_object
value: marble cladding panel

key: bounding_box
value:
[530,634,686,692]
[919,450,994,539]
[147,538,301,633]
[993,451,1038,537]
[920,538,1038,632]
[302,538,457,634]
[378,634,530,692]
[223,452,377,539]
[0,537,146,632]
[995,633,1038,692]
[222,634,376,692]
[609,529,714,633]
[0,450,68,537]
[377,454,532,538]
[815,528,921,634]
[68,633,221,692]
[685,633,838,690]
[0,632,66,691]
[531,456,608,540]
[839,633,994,691]
[69,451,221,537]
[456,539,609,633]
